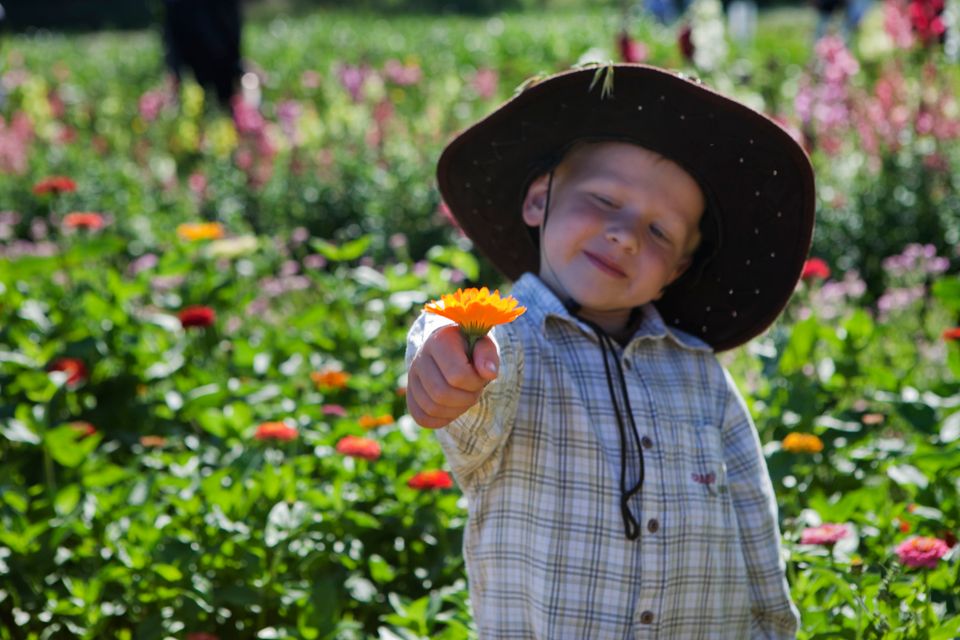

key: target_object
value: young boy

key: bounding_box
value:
[406,64,814,638]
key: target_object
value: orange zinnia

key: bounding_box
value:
[782,432,824,454]
[310,369,351,390]
[254,421,298,441]
[424,287,526,353]
[177,222,225,241]
[358,414,394,429]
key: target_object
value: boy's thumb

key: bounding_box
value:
[472,335,500,380]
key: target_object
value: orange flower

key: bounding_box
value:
[69,421,97,438]
[943,327,960,341]
[358,414,394,429]
[782,432,824,454]
[139,435,168,447]
[47,357,88,386]
[335,435,381,461]
[408,470,454,490]
[310,369,351,390]
[177,222,225,241]
[33,176,77,196]
[254,421,298,441]
[63,212,105,231]
[424,287,526,352]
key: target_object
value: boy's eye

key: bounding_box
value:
[651,225,671,242]
[591,194,617,208]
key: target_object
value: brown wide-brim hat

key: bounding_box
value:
[437,64,815,351]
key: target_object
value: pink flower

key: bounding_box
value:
[801,523,850,546]
[335,435,381,461]
[322,404,347,417]
[470,68,499,100]
[383,59,422,86]
[617,31,647,63]
[63,212,106,231]
[895,536,949,568]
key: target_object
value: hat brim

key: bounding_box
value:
[437,64,815,351]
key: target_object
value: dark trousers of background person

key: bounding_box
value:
[163,0,243,108]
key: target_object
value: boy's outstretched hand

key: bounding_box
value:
[407,324,500,429]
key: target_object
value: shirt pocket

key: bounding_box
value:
[663,419,737,535]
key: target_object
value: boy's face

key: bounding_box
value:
[522,141,704,332]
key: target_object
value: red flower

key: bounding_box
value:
[801,258,831,281]
[32,176,77,196]
[942,327,960,341]
[69,421,97,438]
[186,634,220,640]
[335,435,381,461]
[254,421,298,441]
[408,470,454,490]
[178,305,216,329]
[617,30,647,63]
[678,24,695,62]
[48,357,88,386]
[63,212,105,231]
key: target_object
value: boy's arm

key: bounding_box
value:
[405,312,523,491]
[719,368,800,639]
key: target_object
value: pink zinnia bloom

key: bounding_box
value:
[801,258,831,281]
[322,404,348,417]
[801,523,850,546]
[895,536,949,568]
[408,470,454,490]
[617,31,647,63]
[335,435,381,461]
[178,306,216,329]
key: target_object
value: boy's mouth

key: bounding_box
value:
[583,251,627,278]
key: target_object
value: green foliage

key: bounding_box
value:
[1,5,959,639]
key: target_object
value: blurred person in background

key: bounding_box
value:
[162,0,244,108]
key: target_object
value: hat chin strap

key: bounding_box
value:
[538,169,582,315]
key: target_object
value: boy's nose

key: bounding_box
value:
[605,227,638,254]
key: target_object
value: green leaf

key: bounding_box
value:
[932,277,960,312]
[426,245,479,281]
[154,563,183,582]
[44,425,100,468]
[369,554,396,584]
[310,236,371,262]
[54,485,81,517]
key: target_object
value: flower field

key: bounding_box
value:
[1,3,959,638]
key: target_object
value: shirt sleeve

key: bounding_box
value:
[719,368,800,639]
[405,312,524,492]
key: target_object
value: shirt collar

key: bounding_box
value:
[511,272,713,353]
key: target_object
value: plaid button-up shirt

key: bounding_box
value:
[406,274,799,639]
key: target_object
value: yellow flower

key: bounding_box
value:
[424,287,526,349]
[782,432,824,454]
[177,222,225,241]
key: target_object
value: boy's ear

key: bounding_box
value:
[654,256,694,300]
[521,174,550,227]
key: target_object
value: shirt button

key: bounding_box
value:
[647,518,659,533]
[641,436,653,449]
[640,610,655,624]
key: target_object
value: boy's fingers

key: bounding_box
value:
[406,387,450,430]
[430,327,487,392]
[408,368,475,420]
[416,354,481,407]
[471,336,500,381]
